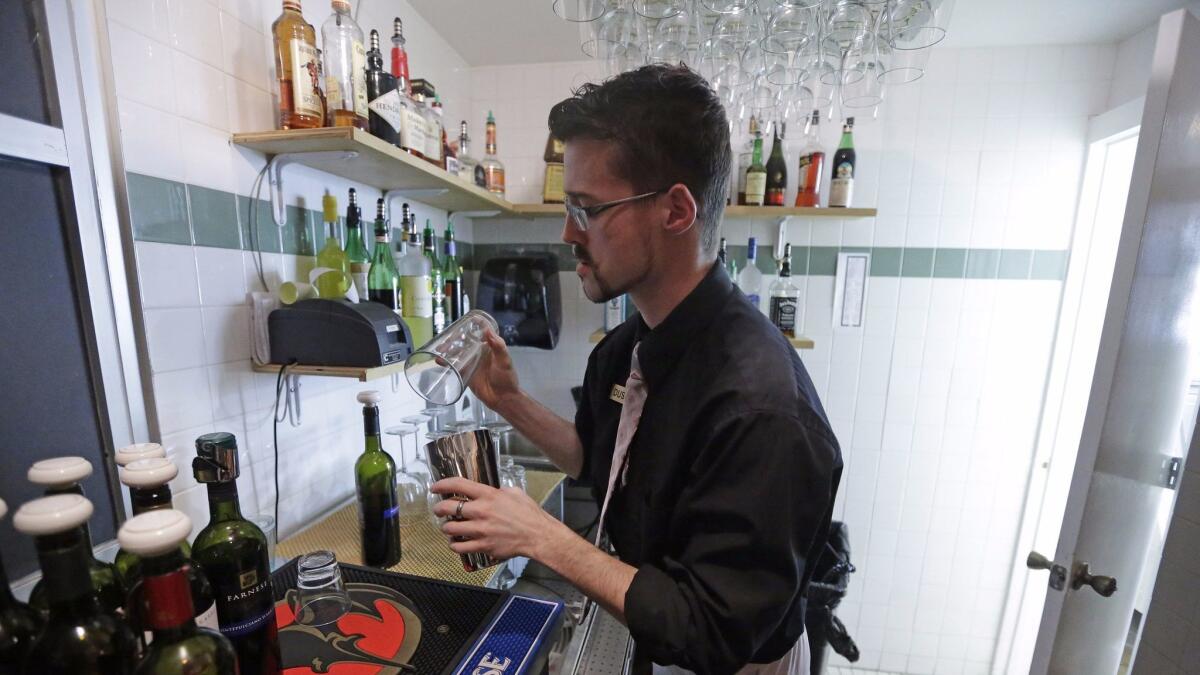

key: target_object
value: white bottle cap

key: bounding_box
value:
[357,390,382,406]
[118,509,192,557]
[119,457,178,488]
[0,498,6,520]
[27,457,94,488]
[13,494,94,535]
[115,442,166,466]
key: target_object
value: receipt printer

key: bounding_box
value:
[476,251,561,349]
[268,299,412,367]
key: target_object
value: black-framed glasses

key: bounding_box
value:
[564,188,667,231]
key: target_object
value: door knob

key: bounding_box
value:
[1071,562,1117,597]
[1026,551,1067,591]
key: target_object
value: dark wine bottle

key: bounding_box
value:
[367,198,402,314]
[26,457,126,620]
[442,227,462,322]
[365,28,400,145]
[120,510,238,675]
[115,458,218,642]
[0,499,42,672]
[14,494,137,674]
[190,433,281,675]
[355,391,402,567]
[765,122,787,206]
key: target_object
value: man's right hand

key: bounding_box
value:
[468,329,521,412]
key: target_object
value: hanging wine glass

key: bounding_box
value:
[652,6,695,63]
[634,0,687,20]
[553,0,612,23]
[761,3,817,55]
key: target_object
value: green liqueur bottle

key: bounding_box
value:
[191,432,281,675]
[26,456,126,620]
[120,510,238,675]
[0,499,41,672]
[316,190,351,298]
[354,391,402,567]
[344,187,371,301]
[114,458,217,642]
[14,494,137,674]
[443,225,462,322]
[367,197,402,315]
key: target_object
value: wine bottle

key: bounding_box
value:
[114,458,218,640]
[423,220,446,334]
[0,499,42,672]
[829,117,856,208]
[765,122,787,206]
[354,391,402,568]
[744,131,766,206]
[443,226,462,322]
[367,198,402,314]
[399,224,434,347]
[736,115,759,205]
[316,191,351,298]
[120,510,238,675]
[344,188,371,301]
[190,433,281,675]
[26,457,126,620]
[15,495,137,674]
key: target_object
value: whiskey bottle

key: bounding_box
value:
[769,243,800,337]
[481,111,506,196]
[743,131,767,206]
[271,0,324,130]
[543,132,565,204]
[765,122,787,206]
[321,0,368,130]
[795,110,825,207]
[828,117,856,208]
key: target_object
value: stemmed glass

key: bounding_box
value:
[384,420,430,527]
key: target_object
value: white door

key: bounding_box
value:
[1027,9,1200,674]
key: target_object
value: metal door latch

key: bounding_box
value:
[1027,551,1068,591]
[1071,561,1117,597]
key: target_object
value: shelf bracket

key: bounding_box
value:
[267,151,359,227]
[383,188,451,225]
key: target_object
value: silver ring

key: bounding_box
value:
[454,499,467,520]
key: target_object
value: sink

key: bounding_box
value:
[502,433,557,470]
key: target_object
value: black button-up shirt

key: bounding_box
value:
[575,261,843,674]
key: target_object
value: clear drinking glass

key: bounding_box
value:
[553,0,611,22]
[405,310,499,406]
[634,0,687,20]
[251,513,277,567]
[294,550,352,626]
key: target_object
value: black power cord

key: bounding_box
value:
[272,361,297,535]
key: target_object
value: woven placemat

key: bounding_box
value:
[277,470,566,586]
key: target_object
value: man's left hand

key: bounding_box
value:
[430,477,563,561]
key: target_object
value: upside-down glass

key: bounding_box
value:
[702,0,753,13]
[884,0,953,50]
[761,3,817,55]
[294,550,352,626]
[553,0,611,22]
[634,0,687,20]
[825,0,873,49]
[405,310,499,406]
[651,7,694,63]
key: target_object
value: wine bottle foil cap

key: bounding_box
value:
[115,442,166,466]
[120,457,178,488]
[193,432,240,483]
[27,456,93,487]
[118,509,192,556]
[14,494,93,535]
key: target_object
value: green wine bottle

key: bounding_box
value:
[422,220,445,334]
[0,499,42,671]
[120,510,238,675]
[26,457,126,620]
[367,198,402,315]
[190,433,281,675]
[114,458,218,641]
[14,494,138,674]
[355,391,402,568]
[443,226,462,322]
[315,190,351,298]
[399,224,433,347]
[344,188,371,301]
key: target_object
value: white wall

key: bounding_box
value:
[106,0,475,539]
[470,43,1115,675]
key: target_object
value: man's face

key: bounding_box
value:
[561,139,656,303]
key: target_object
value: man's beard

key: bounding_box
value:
[574,244,620,303]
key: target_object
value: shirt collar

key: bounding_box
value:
[634,261,734,388]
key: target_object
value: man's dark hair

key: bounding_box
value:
[548,63,731,252]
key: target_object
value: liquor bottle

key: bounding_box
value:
[15,495,138,674]
[604,296,625,333]
[443,226,462,322]
[364,29,400,145]
[390,19,426,159]
[795,110,825,207]
[718,237,732,278]
[399,225,434,347]
[26,457,126,620]
[344,188,370,301]
[765,122,787,206]
[543,132,565,204]
[737,236,764,311]
[191,432,281,675]
[271,0,324,130]
[389,17,410,96]
[456,121,481,187]
[769,243,800,337]
[354,391,402,568]
[120,510,238,675]
[412,90,442,166]
[829,117,856,208]
[367,198,402,315]
[316,190,351,298]
[423,220,446,334]
[443,125,459,176]
[736,115,759,205]
[481,111,506,196]
[115,443,165,467]
[321,0,368,131]
[0,499,41,671]
[743,132,767,206]
[114,458,218,638]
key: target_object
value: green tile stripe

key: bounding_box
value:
[126,173,1070,280]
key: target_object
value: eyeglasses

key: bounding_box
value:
[565,189,666,231]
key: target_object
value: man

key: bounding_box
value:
[431,64,842,675]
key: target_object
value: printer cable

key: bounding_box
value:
[273,360,298,538]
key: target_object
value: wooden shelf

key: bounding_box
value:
[589,329,813,349]
[252,360,406,382]
[231,129,875,220]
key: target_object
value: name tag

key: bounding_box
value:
[609,384,627,404]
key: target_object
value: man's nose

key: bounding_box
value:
[562,216,585,246]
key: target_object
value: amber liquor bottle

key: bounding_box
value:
[272,0,324,130]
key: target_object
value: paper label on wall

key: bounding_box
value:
[834,252,869,329]
[289,39,322,118]
[368,89,404,133]
[352,41,368,117]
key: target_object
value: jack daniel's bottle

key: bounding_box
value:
[191,433,281,675]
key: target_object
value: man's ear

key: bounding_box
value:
[662,183,698,237]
